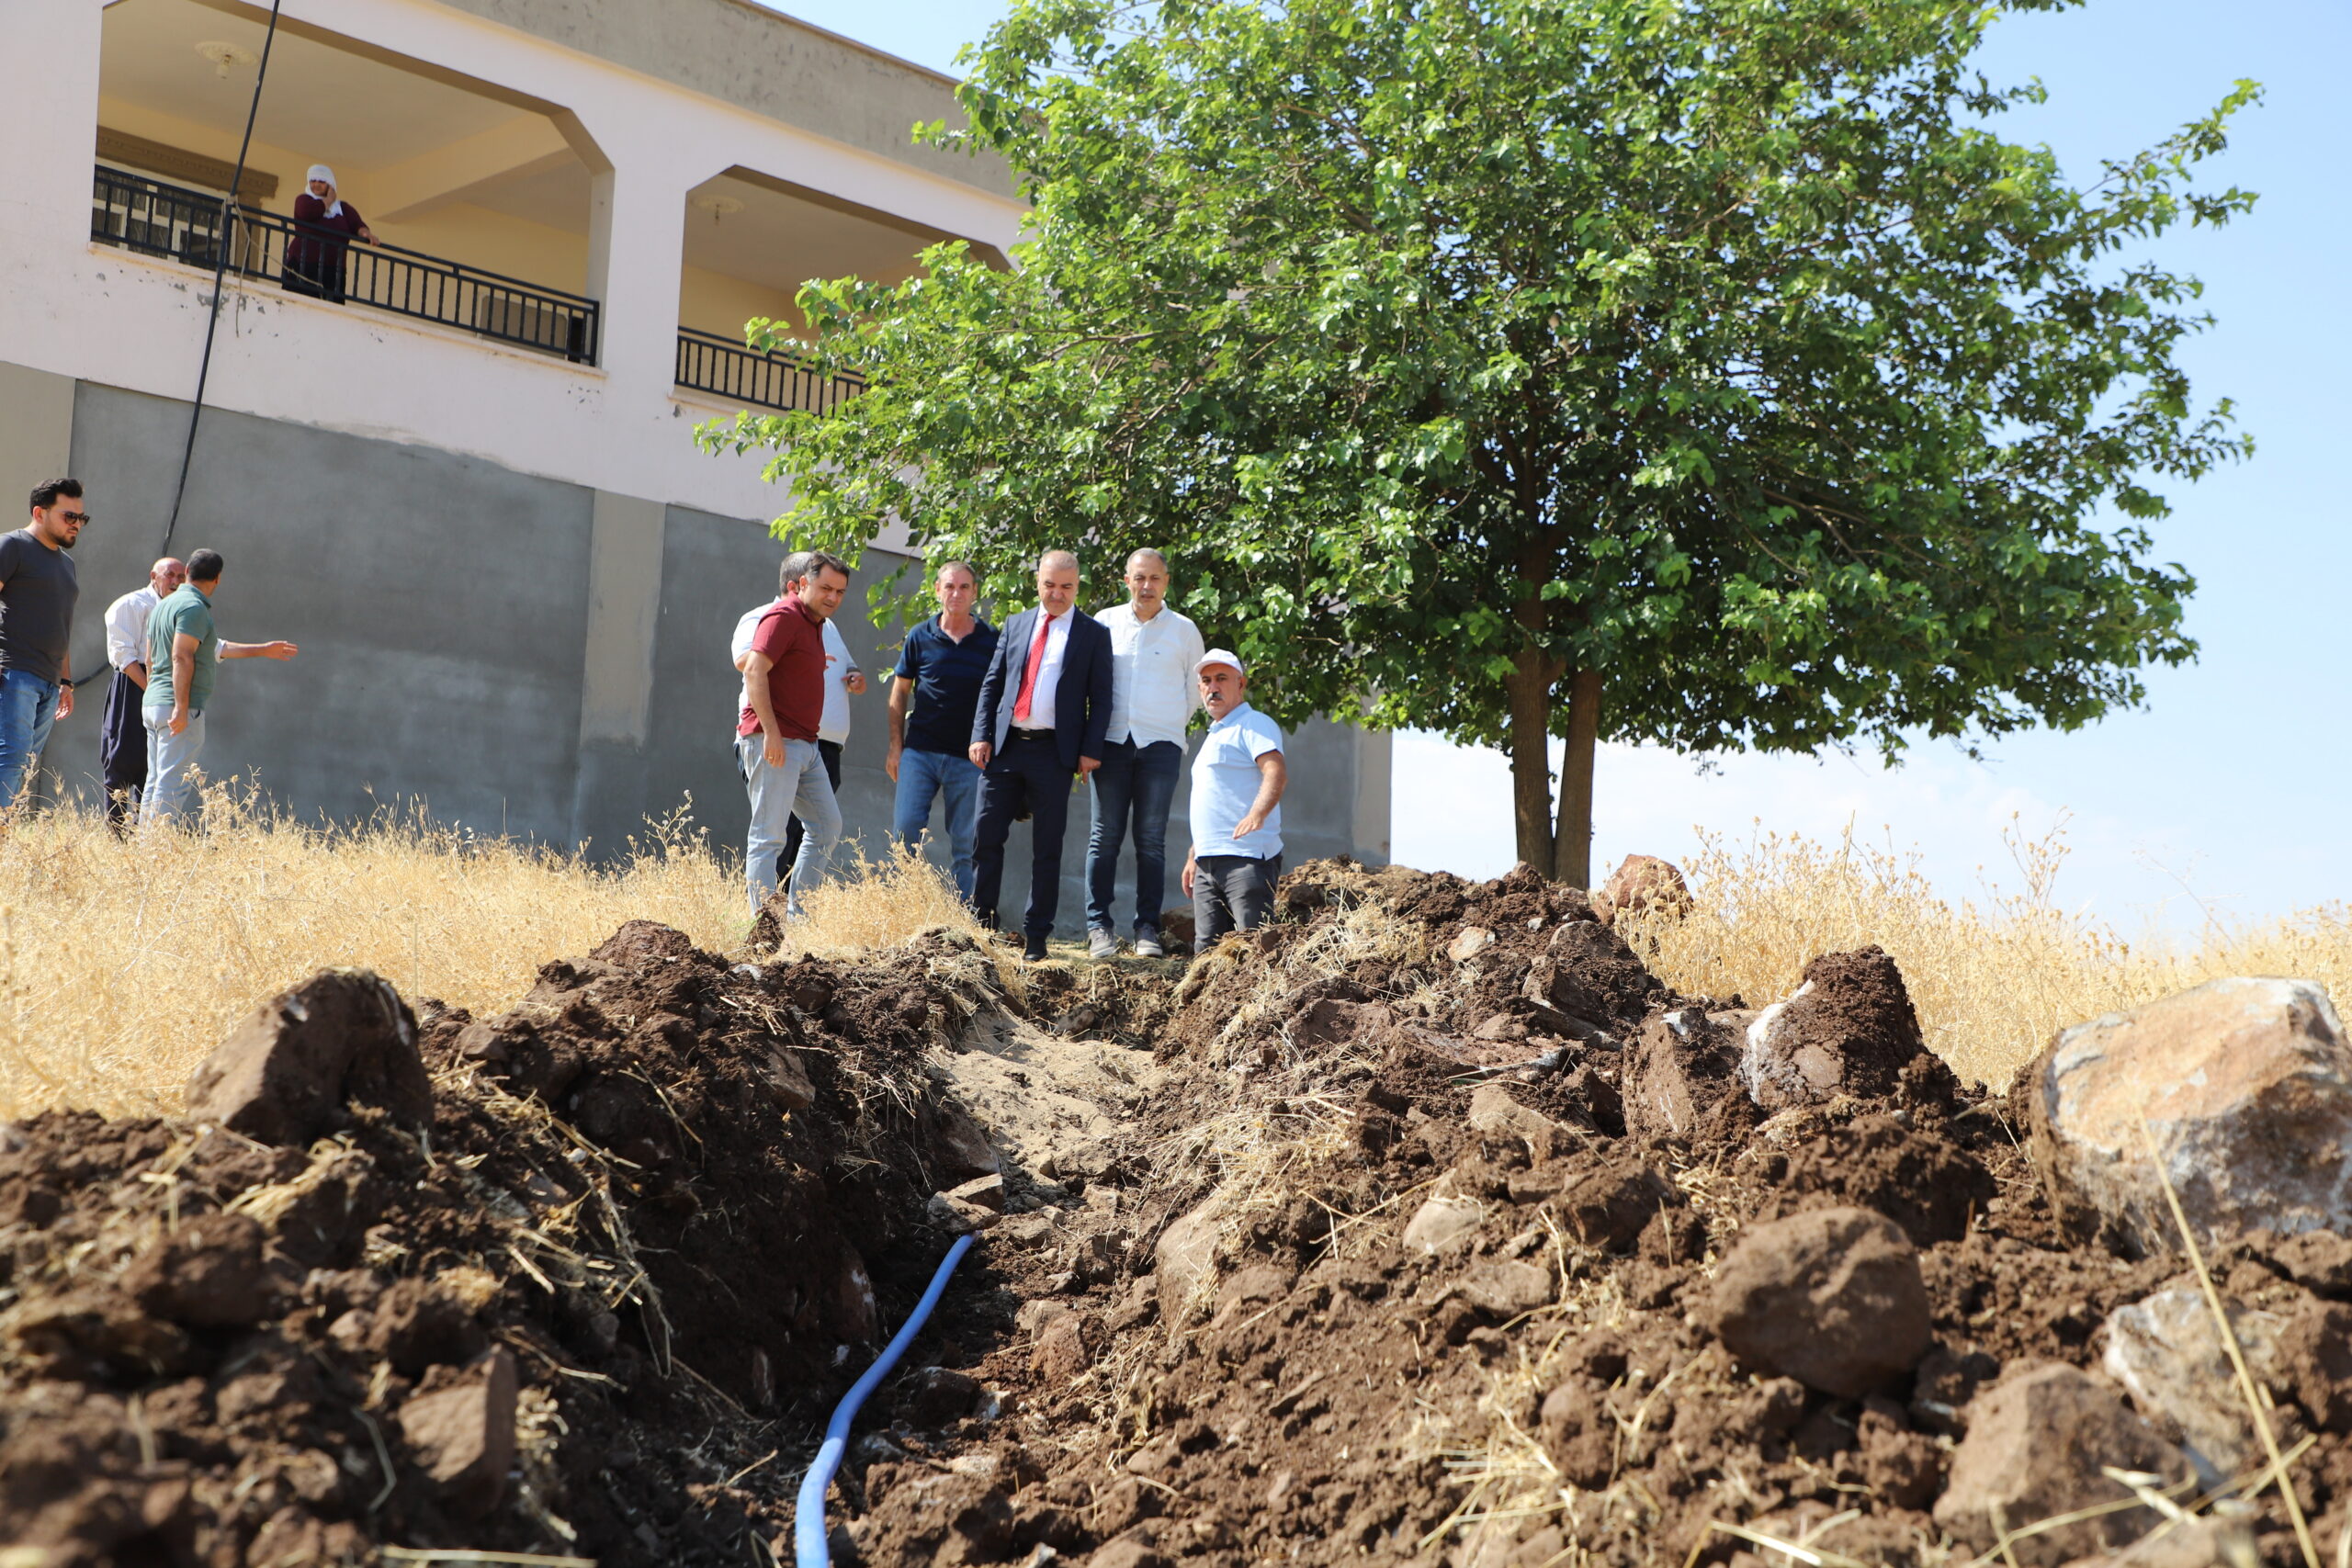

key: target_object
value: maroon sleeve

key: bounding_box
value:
[751,605,795,663]
[294,194,324,222]
[340,204,366,234]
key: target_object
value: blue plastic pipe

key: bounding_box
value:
[794,1232,977,1567]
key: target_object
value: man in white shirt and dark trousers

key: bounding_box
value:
[1183,649,1288,942]
[734,552,863,891]
[1085,548,1205,959]
[98,556,186,830]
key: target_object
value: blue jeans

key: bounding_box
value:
[1086,738,1183,933]
[141,705,208,827]
[741,734,841,919]
[893,746,980,900]
[0,668,62,807]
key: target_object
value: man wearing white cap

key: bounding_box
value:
[1182,649,1287,942]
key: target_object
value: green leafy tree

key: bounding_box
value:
[706,0,2255,885]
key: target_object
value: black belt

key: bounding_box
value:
[1010,727,1055,739]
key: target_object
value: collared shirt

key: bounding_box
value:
[893,613,999,754]
[1098,601,1204,749]
[106,586,161,671]
[145,582,218,711]
[733,601,856,742]
[1013,607,1073,731]
[1190,700,1284,859]
[737,596,826,741]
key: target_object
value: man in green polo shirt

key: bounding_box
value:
[141,548,298,828]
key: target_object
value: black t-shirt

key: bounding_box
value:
[892,615,999,754]
[0,530,80,684]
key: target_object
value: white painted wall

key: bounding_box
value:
[0,0,1024,525]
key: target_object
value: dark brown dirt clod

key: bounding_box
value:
[1702,1206,1933,1397]
[184,968,430,1145]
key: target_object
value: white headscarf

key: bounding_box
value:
[305,164,343,220]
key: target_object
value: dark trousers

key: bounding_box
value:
[972,730,1073,938]
[98,670,146,827]
[1194,854,1281,943]
[781,739,843,889]
[1085,738,1184,934]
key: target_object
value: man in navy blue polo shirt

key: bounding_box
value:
[887,560,998,899]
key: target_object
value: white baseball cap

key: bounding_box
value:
[1196,648,1246,677]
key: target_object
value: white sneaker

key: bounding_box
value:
[1133,928,1165,959]
[1087,928,1119,960]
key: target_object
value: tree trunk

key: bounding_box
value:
[1555,668,1602,888]
[1506,644,1563,873]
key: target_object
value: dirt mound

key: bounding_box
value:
[823,861,2350,1568]
[0,923,1024,1567]
[10,859,2350,1568]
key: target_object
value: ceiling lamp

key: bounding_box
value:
[195,40,258,79]
[693,193,745,226]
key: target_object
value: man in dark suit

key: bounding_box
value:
[968,548,1114,962]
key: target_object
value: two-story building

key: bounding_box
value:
[0,0,1389,923]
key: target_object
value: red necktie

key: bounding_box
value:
[1012,612,1055,721]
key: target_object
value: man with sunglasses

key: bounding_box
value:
[0,479,88,808]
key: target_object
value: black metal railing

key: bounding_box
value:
[91,164,599,363]
[675,327,865,414]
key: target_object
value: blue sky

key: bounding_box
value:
[769,0,2348,929]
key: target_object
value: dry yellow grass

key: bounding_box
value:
[0,784,984,1122]
[1619,817,2352,1091]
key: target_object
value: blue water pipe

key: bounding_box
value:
[794,1232,978,1567]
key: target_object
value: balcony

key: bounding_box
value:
[673,328,864,415]
[92,164,598,361]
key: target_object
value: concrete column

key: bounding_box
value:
[579,150,693,394]
[571,490,667,850]
[1352,727,1394,866]
[0,2,102,254]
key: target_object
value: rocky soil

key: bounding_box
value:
[6,863,2352,1568]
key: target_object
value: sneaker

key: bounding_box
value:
[1023,933,1051,964]
[1133,927,1165,959]
[1087,927,1119,960]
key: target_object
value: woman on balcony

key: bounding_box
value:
[283,164,375,305]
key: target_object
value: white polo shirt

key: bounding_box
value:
[1098,601,1204,749]
[1012,609,1073,731]
[731,600,856,743]
[1190,701,1284,859]
[105,585,161,671]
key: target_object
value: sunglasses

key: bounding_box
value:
[54,511,90,525]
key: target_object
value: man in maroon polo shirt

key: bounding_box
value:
[739,550,849,919]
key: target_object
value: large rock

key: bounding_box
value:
[2027,977,2352,1256]
[1739,947,1927,1111]
[1700,1207,1929,1398]
[185,970,429,1145]
[1622,1008,1746,1141]
[1155,1206,1220,1325]
[2101,1285,2287,1484]
[1933,1363,2191,1567]
[1591,854,1691,928]
[397,1348,518,1518]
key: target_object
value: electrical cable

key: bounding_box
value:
[159,0,284,559]
[794,1233,976,1567]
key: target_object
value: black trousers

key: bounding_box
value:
[972,730,1073,938]
[1194,853,1282,943]
[781,738,842,889]
[98,669,146,826]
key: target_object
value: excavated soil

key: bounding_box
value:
[7,864,2352,1568]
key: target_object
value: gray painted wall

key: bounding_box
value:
[28,376,1387,934]
[54,381,594,839]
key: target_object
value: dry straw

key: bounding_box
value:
[1618,816,2352,1091]
[0,784,982,1121]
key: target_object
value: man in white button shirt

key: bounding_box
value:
[1085,548,1204,958]
[732,551,863,891]
[97,556,186,829]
